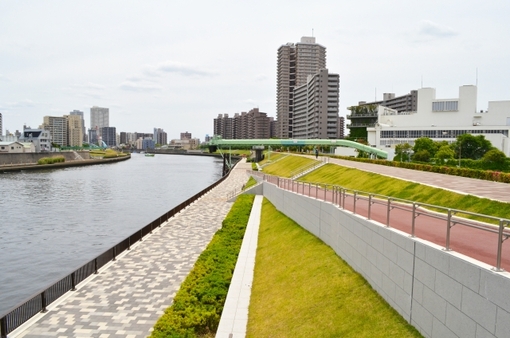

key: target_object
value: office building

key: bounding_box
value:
[154,128,168,145]
[364,85,510,156]
[293,69,339,139]
[90,106,109,137]
[276,36,326,138]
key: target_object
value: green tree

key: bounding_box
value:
[455,134,492,160]
[413,138,436,159]
[436,145,455,162]
[395,143,412,161]
[482,148,507,165]
[412,149,431,162]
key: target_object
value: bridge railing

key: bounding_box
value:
[0,164,236,338]
[256,172,510,272]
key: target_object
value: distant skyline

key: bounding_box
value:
[1,1,509,140]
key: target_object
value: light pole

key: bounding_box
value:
[458,143,461,167]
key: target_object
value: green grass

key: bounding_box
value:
[243,176,257,190]
[37,156,65,165]
[259,155,317,177]
[300,163,510,221]
[247,199,422,338]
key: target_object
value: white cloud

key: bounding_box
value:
[70,82,106,91]
[6,99,35,108]
[418,20,458,39]
[144,60,217,78]
[119,81,162,92]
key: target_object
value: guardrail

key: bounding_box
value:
[252,171,510,272]
[0,164,236,338]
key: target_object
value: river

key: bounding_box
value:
[0,153,224,315]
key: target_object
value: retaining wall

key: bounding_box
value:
[262,181,510,338]
[0,151,90,165]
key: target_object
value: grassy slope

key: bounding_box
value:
[300,163,510,220]
[259,155,318,178]
[247,199,422,338]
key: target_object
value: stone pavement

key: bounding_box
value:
[13,160,252,338]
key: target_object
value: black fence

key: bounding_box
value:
[0,161,235,338]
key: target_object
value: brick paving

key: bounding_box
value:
[14,160,251,338]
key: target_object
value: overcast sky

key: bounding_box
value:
[1,0,509,140]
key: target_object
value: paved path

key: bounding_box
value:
[14,161,251,338]
[326,157,510,203]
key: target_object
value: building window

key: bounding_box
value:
[432,101,458,112]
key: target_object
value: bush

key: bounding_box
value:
[37,156,65,165]
[151,194,255,338]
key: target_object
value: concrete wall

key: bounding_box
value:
[0,151,90,165]
[263,182,510,338]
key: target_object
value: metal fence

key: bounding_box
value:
[254,171,510,273]
[0,166,233,337]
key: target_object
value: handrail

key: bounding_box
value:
[255,171,510,273]
[0,160,239,337]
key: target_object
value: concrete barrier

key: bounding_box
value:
[262,181,510,338]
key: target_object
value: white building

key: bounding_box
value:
[0,141,24,153]
[18,129,52,152]
[367,85,510,157]
[90,106,109,137]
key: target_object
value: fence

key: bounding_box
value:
[0,165,234,337]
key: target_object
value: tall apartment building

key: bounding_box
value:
[293,69,339,139]
[90,106,109,137]
[100,127,116,147]
[154,128,168,145]
[66,114,84,147]
[42,116,68,147]
[276,36,326,138]
[181,131,192,140]
[0,112,3,137]
[337,116,345,139]
[214,114,234,139]
[70,110,87,142]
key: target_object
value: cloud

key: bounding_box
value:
[70,82,106,90]
[255,74,268,81]
[418,20,458,39]
[6,99,35,108]
[0,74,10,82]
[119,81,162,92]
[144,60,217,77]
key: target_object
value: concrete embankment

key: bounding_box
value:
[0,154,130,173]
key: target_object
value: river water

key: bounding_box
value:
[0,153,224,316]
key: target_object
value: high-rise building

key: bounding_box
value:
[42,116,68,147]
[154,128,168,145]
[276,36,326,138]
[0,112,3,137]
[100,127,116,147]
[293,69,339,139]
[66,114,84,147]
[90,106,109,137]
[181,131,192,140]
[338,116,345,139]
[70,110,87,142]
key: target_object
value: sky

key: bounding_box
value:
[1,0,509,141]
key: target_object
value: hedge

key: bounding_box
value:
[151,194,255,338]
[37,156,65,165]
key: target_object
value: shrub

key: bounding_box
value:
[151,194,255,338]
[37,156,65,165]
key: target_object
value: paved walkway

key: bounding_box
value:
[13,161,251,338]
[326,157,510,203]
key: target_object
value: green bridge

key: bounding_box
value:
[208,137,388,159]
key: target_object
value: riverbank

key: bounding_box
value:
[0,154,130,173]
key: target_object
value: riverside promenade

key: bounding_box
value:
[13,160,251,338]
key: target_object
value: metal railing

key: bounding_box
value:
[0,166,235,338]
[254,172,510,273]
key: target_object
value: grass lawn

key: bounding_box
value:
[259,155,318,178]
[247,198,422,338]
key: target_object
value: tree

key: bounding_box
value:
[413,138,436,160]
[436,145,455,162]
[455,134,492,160]
[482,148,507,165]
[412,149,431,162]
[395,143,412,161]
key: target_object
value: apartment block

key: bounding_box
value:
[42,116,68,147]
[90,106,109,136]
[66,114,84,147]
[276,37,326,138]
[293,69,340,139]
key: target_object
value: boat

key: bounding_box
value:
[145,153,155,157]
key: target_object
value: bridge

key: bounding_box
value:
[208,137,388,159]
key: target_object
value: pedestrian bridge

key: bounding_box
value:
[208,137,388,159]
